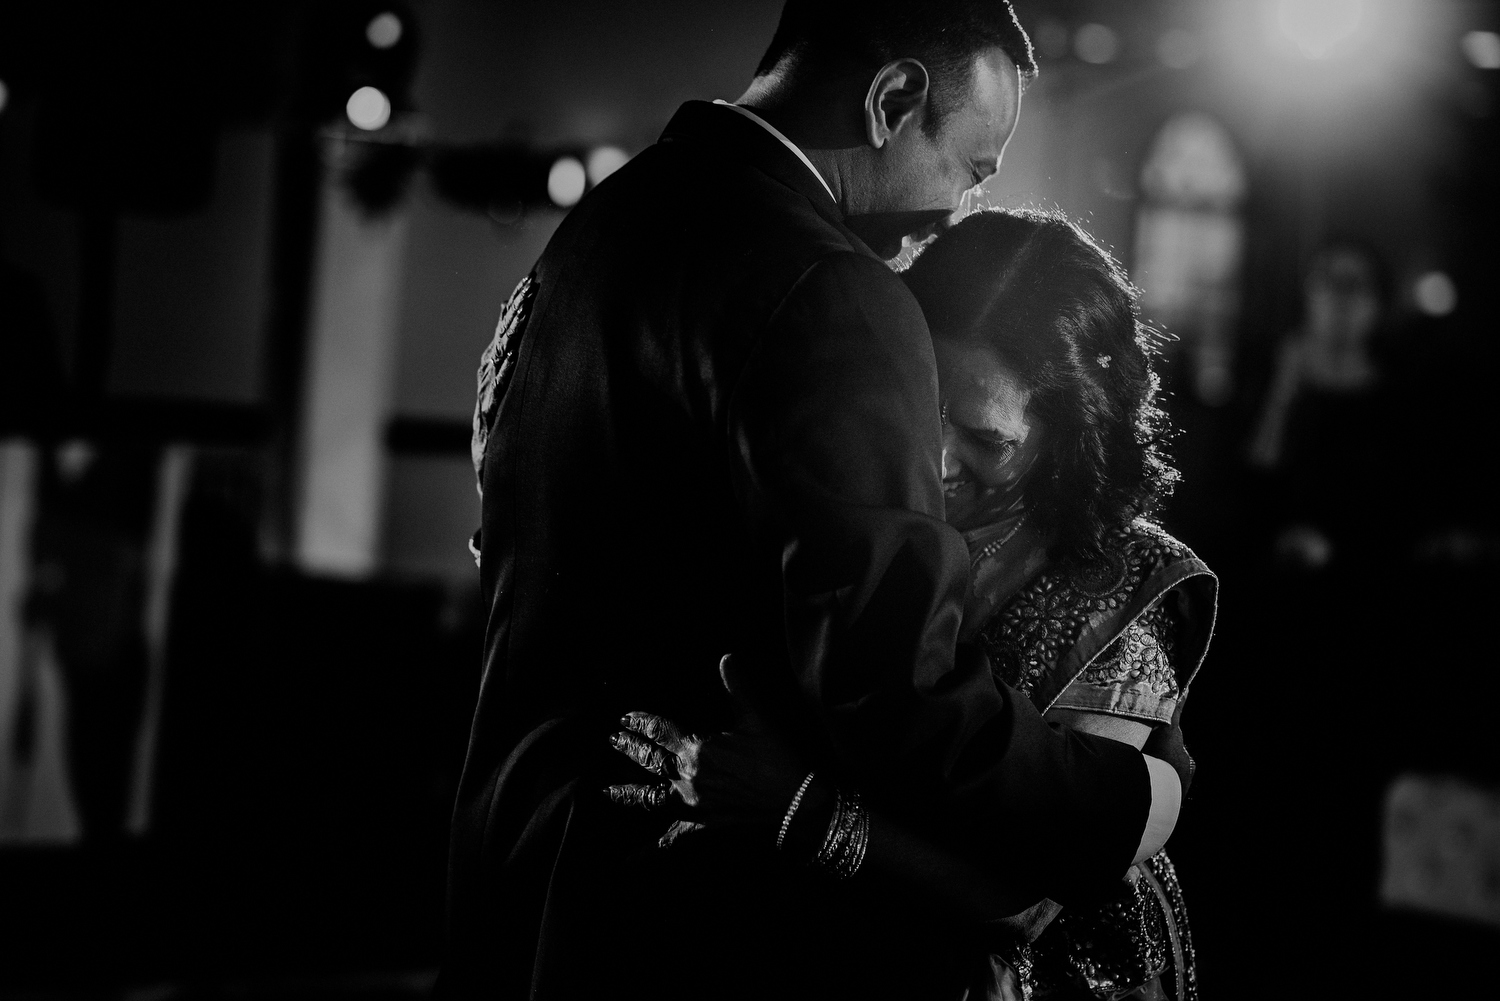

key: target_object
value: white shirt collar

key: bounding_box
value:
[712,99,836,205]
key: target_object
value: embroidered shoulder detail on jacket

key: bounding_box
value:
[977,521,1193,699]
[472,273,538,493]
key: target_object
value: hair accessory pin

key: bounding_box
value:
[1096,354,1112,369]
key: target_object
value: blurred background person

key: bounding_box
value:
[1247,239,1390,571]
[1234,240,1400,989]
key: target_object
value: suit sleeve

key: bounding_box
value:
[728,252,1151,905]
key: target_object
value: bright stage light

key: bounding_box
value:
[1414,272,1457,317]
[547,156,587,207]
[1277,0,1365,59]
[586,146,628,186]
[366,12,403,50]
[346,86,392,131]
[1074,23,1120,65]
[1462,31,1500,70]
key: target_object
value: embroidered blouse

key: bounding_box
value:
[970,518,1216,1001]
[976,519,1217,726]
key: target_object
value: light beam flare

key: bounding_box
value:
[1277,0,1365,59]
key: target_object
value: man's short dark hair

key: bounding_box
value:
[754,1,1037,136]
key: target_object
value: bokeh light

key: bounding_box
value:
[1157,29,1202,70]
[1462,31,1500,70]
[0,79,8,117]
[547,156,587,207]
[585,146,629,186]
[1074,23,1120,65]
[1277,0,1364,59]
[346,86,392,131]
[1414,271,1458,317]
[366,12,403,50]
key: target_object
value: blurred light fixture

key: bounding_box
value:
[1413,271,1457,317]
[0,79,8,116]
[586,146,629,186]
[547,156,587,207]
[56,439,97,482]
[1277,0,1364,59]
[1074,23,1120,65]
[1462,30,1500,70]
[346,85,392,130]
[1034,18,1071,61]
[366,12,404,50]
[1157,29,1202,70]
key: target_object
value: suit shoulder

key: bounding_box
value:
[777,251,927,332]
[800,249,912,287]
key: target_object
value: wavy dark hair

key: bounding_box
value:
[902,208,1178,562]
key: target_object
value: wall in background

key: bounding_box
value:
[411,0,783,149]
[110,129,276,405]
[390,185,561,422]
[375,0,786,581]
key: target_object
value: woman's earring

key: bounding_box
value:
[940,402,950,428]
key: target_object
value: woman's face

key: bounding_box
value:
[1305,250,1382,349]
[933,338,1047,531]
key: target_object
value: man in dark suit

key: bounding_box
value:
[444,3,1182,997]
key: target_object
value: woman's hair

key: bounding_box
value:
[902,208,1178,561]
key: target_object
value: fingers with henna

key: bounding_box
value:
[609,730,679,778]
[606,783,673,810]
[620,712,690,755]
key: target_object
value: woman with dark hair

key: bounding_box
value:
[1247,238,1390,567]
[610,210,1216,1000]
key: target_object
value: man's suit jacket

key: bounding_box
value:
[442,102,1151,999]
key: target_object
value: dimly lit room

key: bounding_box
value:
[2,1,1497,998]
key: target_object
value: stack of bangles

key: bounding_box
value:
[775,771,870,879]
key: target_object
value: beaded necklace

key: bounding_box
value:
[972,511,1029,566]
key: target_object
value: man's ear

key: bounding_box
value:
[863,58,931,148]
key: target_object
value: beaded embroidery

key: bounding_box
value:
[472,272,538,492]
[1073,601,1179,701]
[977,520,1194,709]
[1029,858,1171,996]
[1026,851,1198,1001]
[975,521,1207,1001]
[1148,851,1199,1001]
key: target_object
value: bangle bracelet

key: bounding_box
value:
[812,789,869,879]
[776,771,817,851]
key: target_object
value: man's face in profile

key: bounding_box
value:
[917,48,1024,213]
[850,47,1023,257]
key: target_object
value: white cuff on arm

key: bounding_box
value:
[1133,755,1182,864]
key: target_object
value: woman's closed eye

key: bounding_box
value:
[966,431,1018,464]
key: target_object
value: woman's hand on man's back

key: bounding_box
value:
[606,656,810,837]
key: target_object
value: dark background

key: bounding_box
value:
[1,1,1497,997]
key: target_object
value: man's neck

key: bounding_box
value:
[734,77,867,211]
